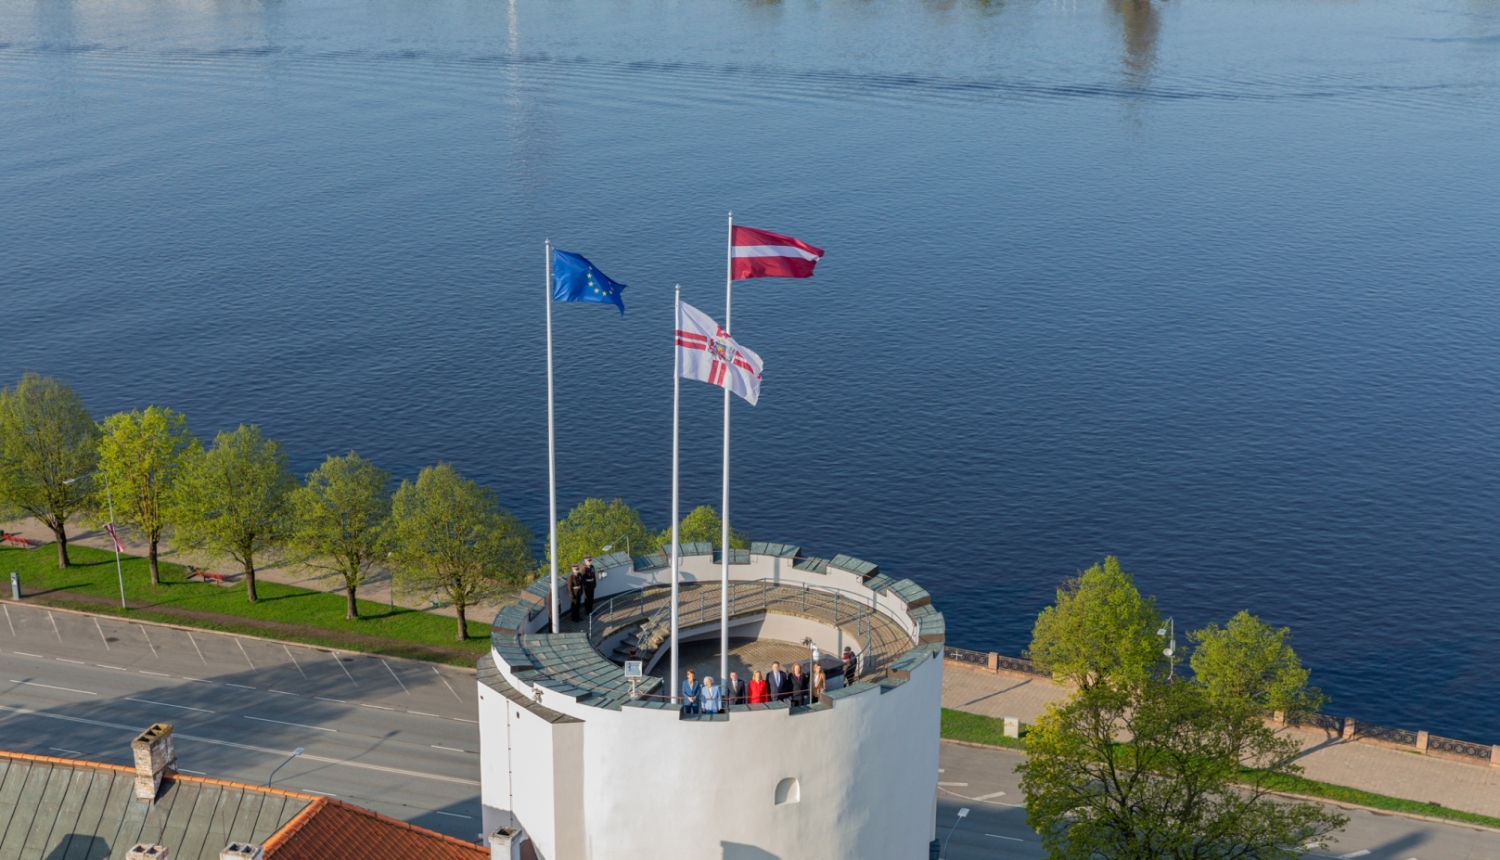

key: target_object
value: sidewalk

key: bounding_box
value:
[0,516,510,624]
[942,662,1500,819]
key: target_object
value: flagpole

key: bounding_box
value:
[670,286,683,705]
[546,239,560,634]
[720,212,733,686]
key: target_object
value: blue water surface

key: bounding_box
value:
[2,0,1498,740]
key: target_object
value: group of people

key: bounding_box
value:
[677,647,859,715]
[566,556,598,622]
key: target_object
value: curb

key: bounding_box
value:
[0,596,478,675]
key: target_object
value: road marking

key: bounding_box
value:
[453,717,477,723]
[974,791,1008,801]
[410,712,438,717]
[433,666,462,701]
[10,679,96,695]
[139,671,170,677]
[137,625,158,658]
[0,703,482,786]
[48,611,61,642]
[50,747,82,756]
[315,697,346,703]
[178,768,207,775]
[938,782,969,787]
[302,789,339,796]
[181,677,213,684]
[57,658,85,664]
[95,664,128,672]
[14,652,45,659]
[245,715,337,732]
[284,645,308,680]
[360,703,394,711]
[235,638,257,671]
[226,683,257,690]
[267,690,299,696]
[188,633,207,665]
[382,660,410,696]
[331,652,358,687]
[127,697,214,713]
[986,834,1023,842]
[93,617,110,650]
[4,605,14,637]
[1337,853,1370,859]
[431,745,473,754]
[434,811,472,819]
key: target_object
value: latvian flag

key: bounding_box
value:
[676,300,764,406]
[731,226,824,280]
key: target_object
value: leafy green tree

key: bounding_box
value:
[1190,611,1326,720]
[388,463,533,640]
[658,504,749,550]
[545,497,659,574]
[0,373,100,569]
[98,407,199,585]
[1019,678,1346,860]
[287,452,391,621]
[1028,556,1162,690]
[172,425,296,602]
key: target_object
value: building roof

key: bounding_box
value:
[0,751,485,860]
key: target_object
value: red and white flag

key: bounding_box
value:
[676,300,764,405]
[105,522,126,553]
[731,225,824,280]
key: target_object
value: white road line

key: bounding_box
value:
[139,671,170,677]
[360,703,394,711]
[95,664,128,672]
[302,789,339,796]
[315,697,346,703]
[235,638,256,671]
[57,658,85,664]
[382,660,410,695]
[434,811,472,819]
[137,625,158,658]
[453,717,477,723]
[267,690,299,696]
[4,605,15,637]
[178,768,207,775]
[93,617,110,650]
[937,782,969,787]
[188,633,207,665]
[14,652,44,659]
[10,679,96,696]
[410,712,438,717]
[1337,852,1370,859]
[48,611,61,642]
[0,704,481,786]
[127,697,214,713]
[331,652,358,687]
[433,666,462,701]
[50,748,82,756]
[181,677,213,684]
[284,645,308,680]
[226,683,257,690]
[986,834,1023,842]
[244,715,337,732]
[431,745,472,754]
[973,791,1008,801]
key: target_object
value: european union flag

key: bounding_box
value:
[551,249,626,316]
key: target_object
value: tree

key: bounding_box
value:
[544,497,659,575]
[1028,556,1162,690]
[388,463,533,641]
[1018,679,1347,860]
[660,504,749,550]
[0,373,100,569]
[98,407,198,585]
[172,425,296,602]
[1190,611,1326,720]
[287,452,391,621]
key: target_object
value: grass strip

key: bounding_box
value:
[941,707,1027,750]
[2,543,496,666]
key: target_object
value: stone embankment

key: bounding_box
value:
[942,645,1500,820]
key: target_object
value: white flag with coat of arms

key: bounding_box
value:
[675,300,764,405]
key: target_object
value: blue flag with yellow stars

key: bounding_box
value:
[551,249,626,316]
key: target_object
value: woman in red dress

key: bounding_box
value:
[747,669,770,705]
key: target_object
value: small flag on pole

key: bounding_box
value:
[105,522,125,553]
[676,300,764,405]
[551,249,627,316]
[731,225,824,280]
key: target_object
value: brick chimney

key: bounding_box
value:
[131,723,176,802]
[126,845,170,860]
[220,843,264,860]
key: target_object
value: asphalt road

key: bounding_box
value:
[936,743,1500,860]
[0,600,484,841]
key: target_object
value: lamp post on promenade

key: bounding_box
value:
[601,535,631,559]
[64,471,126,609]
[1158,617,1177,681]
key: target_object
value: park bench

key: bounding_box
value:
[186,566,228,585]
[1,533,34,549]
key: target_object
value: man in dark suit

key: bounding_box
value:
[580,556,598,615]
[567,565,584,622]
[766,661,791,702]
[725,671,747,706]
[842,647,858,687]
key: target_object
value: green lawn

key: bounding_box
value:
[1,543,495,665]
[941,707,1028,750]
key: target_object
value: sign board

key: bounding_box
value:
[623,660,643,680]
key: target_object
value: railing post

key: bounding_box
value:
[1416,731,1429,753]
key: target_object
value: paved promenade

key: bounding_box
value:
[943,662,1500,820]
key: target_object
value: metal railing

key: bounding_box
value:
[1427,735,1493,761]
[1353,723,1418,747]
[943,646,1048,678]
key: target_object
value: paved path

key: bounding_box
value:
[0,600,483,841]
[942,663,1500,820]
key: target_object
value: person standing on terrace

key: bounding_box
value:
[680,669,701,714]
[701,676,722,714]
[811,663,827,704]
[726,671,747,706]
[747,670,769,704]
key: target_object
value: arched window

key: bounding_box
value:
[774,777,800,805]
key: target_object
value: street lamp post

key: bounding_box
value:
[601,534,631,559]
[1158,617,1177,681]
[64,471,126,610]
[941,807,969,858]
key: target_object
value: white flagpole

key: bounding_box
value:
[720,212,733,686]
[546,239,560,634]
[670,286,683,705]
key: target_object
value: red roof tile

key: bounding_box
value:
[264,796,488,860]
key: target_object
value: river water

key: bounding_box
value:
[2,0,1498,741]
